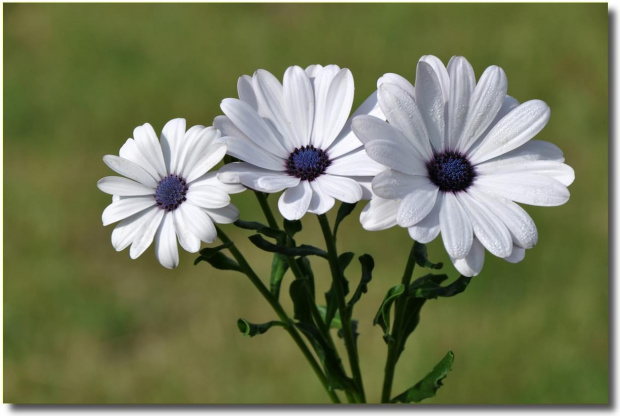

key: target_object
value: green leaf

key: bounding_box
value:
[283,219,302,236]
[409,274,473,299]
[391,351,454,403]
[269,253,289,300]
[194,251,241,272]
[373,284,406,338]
[234,219,286,241]
[412,242,443,270]
[194,243,232,262]
[237,319,285,337]
[295,257,315,299]
[249,234,328,258]
[338,252,355,273]
[316,305,341,329]
[289,278,314,325]
[333,202,357,237]
[347,254,374,309]
[295,322,356,391]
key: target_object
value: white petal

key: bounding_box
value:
[118,138,160,181]
[504,246,526,263]
[316,68,355,149]
[372,170,429,199]
[187,185,230,209]
[474,172,570,206]
[223,135,286,171]
[352,115,428,175]
[174,125,206,176]
[133,123,167,178]
[359,196,399,231]
[180,203,217,243]
[204,205,240,225]
[474,95,520,149]
[252,69,296,151]
[315,175,362,204]
[446,56,475,151]
[457,66,508,154]
[326,148,386,176]
[102,196,157,226]
[284,66,314,148]
[305,64,323,79]
[155,212,179,269]
[457,192,512,258]
[97,176,154,196]
[396,181,439,227]
[327,90,386,159]
[468,100,550,164]
[356,176,374,200]
[377,73,415,98]
[415,61,446,152]
[130,208,165,259]
[378,83,434,160]
[278,181,312,220]
[179,127,222,179]
[439,192,473,259]
[220,98,289,158]
[407,195,441,243]
[361,138,427,176]
[160,118,186,174]
[185,143,228,183]
[419,55,450,100]
[217,162,299,193]
[479,139,565,164]
[467,187,538,249]
[238,75,258,110]
[190,171,245,194]
[308,181,335,215]
[478,160,574,187]
[213,115,249,141]
[111,208,155,251]
[451,238,484,277]
[310,65,341,147]
[103,155,159,188]
[173,208,200,253]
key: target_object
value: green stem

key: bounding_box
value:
[216,226,341,404]
[381,242,417,403]
[253,192,353,403]
[317,214,366,403]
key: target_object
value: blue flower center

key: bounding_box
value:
[427,151,476,192]
[155,174,188,211]
[285,145,331,181]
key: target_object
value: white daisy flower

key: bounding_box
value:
[215,65,386,220]
[352,55,575,277]
[97,118,245,269]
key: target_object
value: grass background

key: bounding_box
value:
[3,3,608,404]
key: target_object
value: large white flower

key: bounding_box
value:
[215,65,386,220]
[98,119,244,269]
[353,55,574,277]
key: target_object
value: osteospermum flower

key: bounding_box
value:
[352,55,574,277]
[215,65,386,220]
[97,119,244,268]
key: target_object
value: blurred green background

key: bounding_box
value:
[4,3,608,404]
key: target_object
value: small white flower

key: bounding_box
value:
[353,55,574,277]
[97,119,245,269]
[215,65,386,220]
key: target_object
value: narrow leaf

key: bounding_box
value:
[316,305,341,330]
[338,252,355,273]
[296,257,315,299]
[249,234,328,258]
[391,351,454,403]
[413,242,443,270]
[373,284,406,337]
[283,219,302,236]
[234,219,286,241]
[270,253,289,300]
[195,242,232,261]
[333,202,357,237]
[347,254,374,309]
[289,278,314,325]
[410,274,473,299]
[194,251,241,272]
[237,319,285,337]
